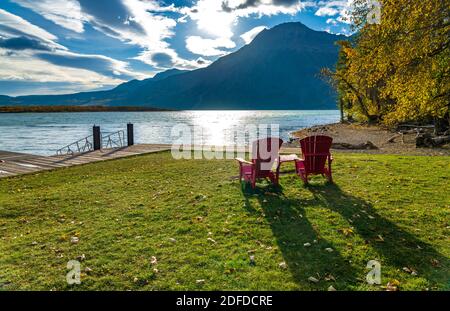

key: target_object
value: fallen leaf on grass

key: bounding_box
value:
[339,228,354,236]
[194,194,207,201]
[430,259,440,267]
[375,235,384,242]
[385,279,400,291]
[402,267,417,275]
[224,268,235,274]
[328,285,336,291]
[150,256,157,265]
[308,277,319,283]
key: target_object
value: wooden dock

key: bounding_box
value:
[0,144,300,178]
[0,144,171,178]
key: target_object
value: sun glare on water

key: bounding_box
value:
[191,110,253,146]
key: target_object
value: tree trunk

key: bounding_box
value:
[339,99,344,123]
[434,117,448,135]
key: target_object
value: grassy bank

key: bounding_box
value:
[0,151,448,290]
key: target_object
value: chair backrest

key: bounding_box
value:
[251,137,283,176]
[299,135,332,173]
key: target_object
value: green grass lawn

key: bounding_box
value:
[0,151,449,290]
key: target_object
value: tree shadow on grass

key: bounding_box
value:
[307,183,449,288]
[241,181,358,289]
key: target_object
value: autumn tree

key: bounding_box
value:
[326,0,450,128]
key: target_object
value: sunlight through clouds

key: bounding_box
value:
[11,0,85,33]
[183,0,310,57]
[0,0,354,95]
[186,36,236,56]
[240,25,268,44]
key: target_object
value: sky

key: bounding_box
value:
[0,0,354,96]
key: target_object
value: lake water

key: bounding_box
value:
[0,110,339,155]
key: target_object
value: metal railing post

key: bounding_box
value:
[127,123,134,146]
[93,125,101,150]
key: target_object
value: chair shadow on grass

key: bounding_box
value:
[241,181,358,289]
[241,180,449,289]
[306,183,449,288]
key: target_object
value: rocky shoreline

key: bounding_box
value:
[287,123,450,156]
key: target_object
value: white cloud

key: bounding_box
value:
[0,9,147,91]
[316,0,354,24]
[184,0,237,38]
[11,0,84,33]
[326,18,338,25]
[0,49,125,87]
[134,48,212,70]
[240,25,267,44]
[181,0,312,57]
[186,36,236,56]
[11,0,180,49]
[87,0,176,50]
[11,0,207,71]
[0,8,65,50]
[315,7,338,16]
[35,50,145,80]
[184,0,310,38]
[180,0,339,58]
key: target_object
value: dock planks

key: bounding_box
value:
[0,144,171,178]
[0,144,300,178]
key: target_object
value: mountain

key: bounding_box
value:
[0,22,348,109]
[0,68,188,106]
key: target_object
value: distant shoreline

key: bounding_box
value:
[0,105,174,113]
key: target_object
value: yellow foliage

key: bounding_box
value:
[330,0,449,126]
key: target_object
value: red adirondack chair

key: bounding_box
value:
[236,137,283,189]
[295,135,333,184]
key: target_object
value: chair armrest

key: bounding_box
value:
[235,158,253,165]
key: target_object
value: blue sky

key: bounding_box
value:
[0,0,353,96]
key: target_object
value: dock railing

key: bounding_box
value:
[56,129,127,155]
[102,130,126,149]
[56,135,94,155]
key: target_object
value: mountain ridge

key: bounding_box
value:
[0,22,348,109]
